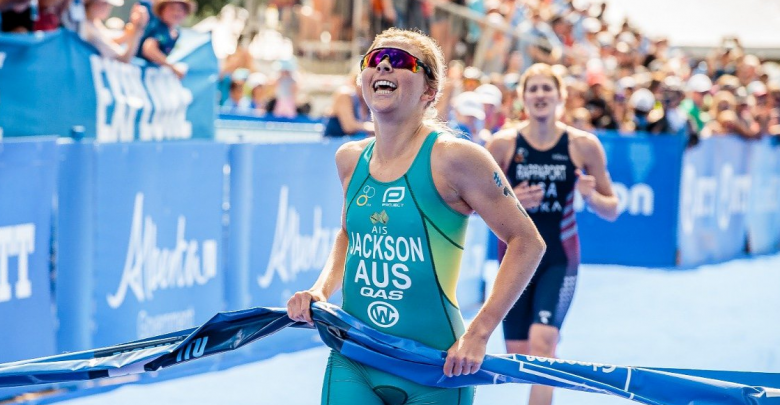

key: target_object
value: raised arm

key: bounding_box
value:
[438,139,546,377]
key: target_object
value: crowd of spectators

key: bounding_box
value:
[5,0,779,139]
[217,44,313,118]
[1,0,195,77]
[266,0,780,141]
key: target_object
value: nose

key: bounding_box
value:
[376,56,393,73]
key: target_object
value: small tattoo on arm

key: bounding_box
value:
[493,172,503,188]
[492,172,529,218]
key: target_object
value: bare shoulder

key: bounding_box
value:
[432,135,497,176]
[567,126,604,157]
[335,138,372,183]
[487,126,519,147]
[485,126,519,158]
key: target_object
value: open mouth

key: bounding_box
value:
[373,80,398,95]
[533,100,549,109]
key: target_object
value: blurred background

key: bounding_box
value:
[0,0,779,404]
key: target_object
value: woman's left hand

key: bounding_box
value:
[443,332,487,377]
[575,168,597,201]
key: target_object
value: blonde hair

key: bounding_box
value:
[519,63,568,101]
[364,28,455,136]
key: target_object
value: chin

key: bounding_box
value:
[529,110,555,121]
[369,99,398,114]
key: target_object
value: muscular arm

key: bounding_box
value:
[449,141,545,341]
[438,139,545,376]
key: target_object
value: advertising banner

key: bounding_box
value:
[0,138,58,364]
[746,137,780,254]
[91,142,228,347]
[0,29,217,141]
[678,136,751,266]
[578,134,686,267]
[56,141,228,354]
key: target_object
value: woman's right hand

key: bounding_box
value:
[286,290,327,325]
[513,181,544,210]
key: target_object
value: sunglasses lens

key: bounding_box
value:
[363,48,419,73]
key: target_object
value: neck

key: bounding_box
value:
[527,115,559,141]
[372,111,427,162]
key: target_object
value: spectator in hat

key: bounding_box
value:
[627,88,657,133]
[716,74,741,94]
[81,0,149,62]
[737,54,761,86]
[462,66,483,92]
[702,110,740,138]
[247,72,270,114]
[221,68,252,113]
[269,58,299,119]
[140,0,196,78]
[681,73,712,132]
[750,81,777,137]
[702,90,738,138]
[449,91,487,144]
[476,83,505,133]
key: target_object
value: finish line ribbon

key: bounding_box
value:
[1,302,778,405]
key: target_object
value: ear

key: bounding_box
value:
[421,85,437,103]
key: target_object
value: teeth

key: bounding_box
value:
[373,80,397,91]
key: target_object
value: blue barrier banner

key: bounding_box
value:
[678,136,751,266]
[577,134,686,267]
[0,29,216,140]
[0,138,58,364]
[1,303,778,405]
[92,142,228,347]
[55,141,228,352]
[747,138,780,254]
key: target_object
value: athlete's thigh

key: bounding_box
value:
[322,351,383,405]
[362,359,475,405]
[407,385,475,405]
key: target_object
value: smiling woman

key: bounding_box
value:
[286,28,546,405]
